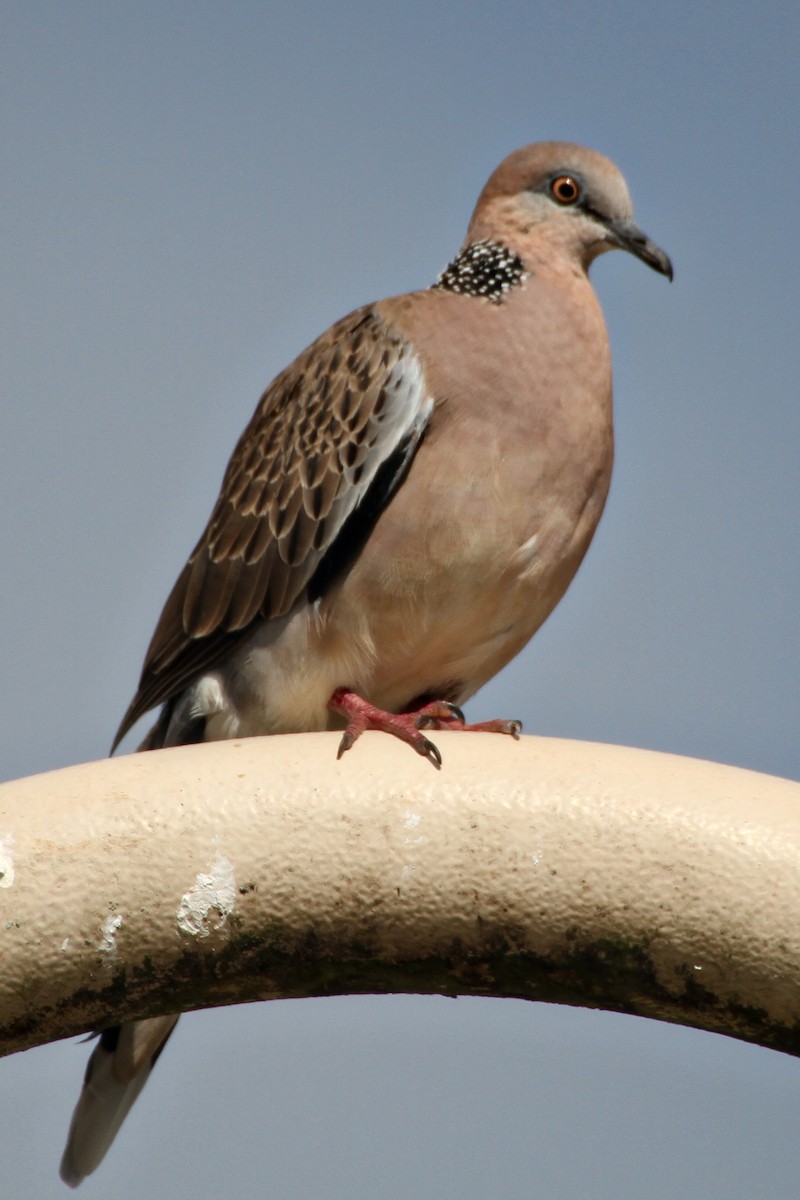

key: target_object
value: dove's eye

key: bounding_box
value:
[550,175,582,205]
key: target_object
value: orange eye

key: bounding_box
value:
[550,175,581,205]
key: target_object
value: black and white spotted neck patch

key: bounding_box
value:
[432,239,526,302]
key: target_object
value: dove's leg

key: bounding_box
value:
[328,689,521,769]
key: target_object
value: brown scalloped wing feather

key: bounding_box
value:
[112,304,429,748]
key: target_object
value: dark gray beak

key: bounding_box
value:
[608,217,673,280]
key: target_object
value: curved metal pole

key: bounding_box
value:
[1,734,800,1058]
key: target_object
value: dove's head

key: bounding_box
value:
[468,141,673,280]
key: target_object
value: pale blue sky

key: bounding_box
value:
[2,1,799,1196]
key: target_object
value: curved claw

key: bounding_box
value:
[336,730,355,760]
[419,737,443,769]
[415,701,466,729]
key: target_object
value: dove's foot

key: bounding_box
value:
[328,689,522,769]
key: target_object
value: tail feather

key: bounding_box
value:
[59,1015,178,1187]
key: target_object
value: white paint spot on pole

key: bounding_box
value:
[402,811,423,847]
[400,812,424,883]
[0,836,15,888]
[100,914,123,955]
[177,853,236,938]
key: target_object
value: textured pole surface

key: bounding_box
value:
[1,734,800,1058]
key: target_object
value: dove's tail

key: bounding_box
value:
[60,1015,178,1187]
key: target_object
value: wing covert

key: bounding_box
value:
[113,305,432,748]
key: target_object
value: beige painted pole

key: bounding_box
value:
[1,734,800,1059]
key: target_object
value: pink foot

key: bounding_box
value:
[328,689,522,768]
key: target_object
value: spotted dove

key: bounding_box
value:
[60,141,672,1185]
